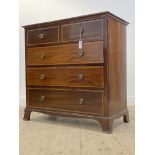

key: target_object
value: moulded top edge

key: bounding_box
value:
[22,11,129,29]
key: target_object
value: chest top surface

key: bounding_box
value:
[23,11,129,29]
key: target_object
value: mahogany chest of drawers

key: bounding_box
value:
[23,12,129,133]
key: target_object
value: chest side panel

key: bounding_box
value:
[108,17,127,115]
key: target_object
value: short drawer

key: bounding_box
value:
[28,88,103,114]
[27,66,104,88]
[27,41,103,66]
[27,26,59,45]
[61,19,103,42]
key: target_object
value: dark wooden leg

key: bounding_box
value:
[98,119,113,134]
[23,108,32,121]
[123,111,129,123]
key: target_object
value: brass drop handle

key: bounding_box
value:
[38,33,44,39]
[79,24,84,42]
[79,98,84,105]
[40,52,46,59]
[78,73,84,80]
[79,27,84,35]
[40,96,45,102]
[79,24,84,57]
[40,74,45,80]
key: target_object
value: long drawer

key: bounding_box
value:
[27,66,104,88]
[27,41,103,66]
[28,88,103,114]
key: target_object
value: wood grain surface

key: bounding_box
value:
[27,41,103,66]
[61,19,103,42]
[27,66,104,88]
[27,26,59,45]
[108,17,127,115]
[28,88,103,114]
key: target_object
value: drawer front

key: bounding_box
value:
[61,19,103,42]
[27,66,104,88]
[27,26,59,45]
[27,41,103,66]
[28,89,103,114]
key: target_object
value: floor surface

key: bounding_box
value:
[19,106,134,155]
